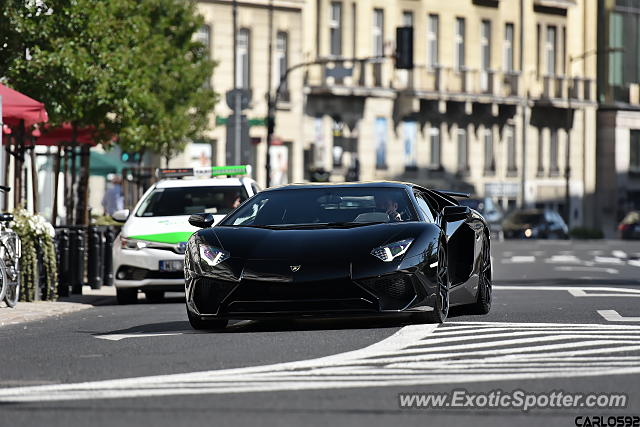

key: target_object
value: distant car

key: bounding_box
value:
[502,209,569,239]
[618,211,640,240]
[184,182,493,330]
[112,166,260,305]
[459,197,504,237]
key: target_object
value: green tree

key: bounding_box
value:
[1,0,215,223]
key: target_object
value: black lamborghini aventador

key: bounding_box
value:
[184,182,492,330]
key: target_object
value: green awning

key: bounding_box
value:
[41,150,125,177]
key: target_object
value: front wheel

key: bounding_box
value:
[414,242,449,324]
[187,307,228,330]
[0,258,7,305]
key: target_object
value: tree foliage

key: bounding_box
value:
[0,0,216,154]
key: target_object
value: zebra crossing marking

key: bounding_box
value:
[2,321,640,402]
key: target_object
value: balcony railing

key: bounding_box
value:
[306,60,526,99]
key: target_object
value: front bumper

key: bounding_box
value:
[113,245,185,290]
[185,259,437,320]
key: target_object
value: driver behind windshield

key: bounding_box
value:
[375,194,402,222]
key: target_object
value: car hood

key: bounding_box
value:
[122,215,226,244]
[201,222,425,260]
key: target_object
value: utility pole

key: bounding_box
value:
[232,0,241,165]
[265,0,274,187]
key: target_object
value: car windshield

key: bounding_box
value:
[219,187,419,227]
[508,212,544,225]
[135,186,249,217]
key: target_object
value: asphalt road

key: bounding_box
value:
[1,239,640,427]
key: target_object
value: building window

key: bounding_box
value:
[630,130,640,172]
[375,117,387,169]
[429,126,441,168]
[561,26,566,75]
[275,32,289,101]
[536,24,541,77]
[484,128,495,173]
[455,17,465,71]
[546,25,557,76]
[609,12,624,86]
[427,14,439,69]
[457,128,468,173]
[549,128,559,174]
[402,11,413,27]
[329,2,342,56]
[537,128,544,174]
[504,23,514,72]
[196,25,211,55]
[480,20,491,91]
[373,8,384,56]
[351,2,357,57]
[506,125,517,173]
[237,28,250,89]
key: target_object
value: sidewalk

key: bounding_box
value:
[0,286,116,327]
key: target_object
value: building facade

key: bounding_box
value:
[170,0,306,187]
[301,0,598,228]
[596,0,640,236]
[176,0,600,229]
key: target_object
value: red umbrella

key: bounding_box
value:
[0,83,48,126]
[35,123,97,146]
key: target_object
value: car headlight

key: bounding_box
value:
[120,237,149,250]
[371,238,414,262]
[199,245,230,267]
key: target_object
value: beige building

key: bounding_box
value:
[301,0,598,228]
[170,0,306,187]
[173,0,599,229]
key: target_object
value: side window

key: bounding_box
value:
[414,192,436,223]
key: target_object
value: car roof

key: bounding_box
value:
[262,181,413,192]
[155,177,253,189]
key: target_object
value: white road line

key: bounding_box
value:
[594,256,624,265]
[95,332,193,341]
[494,285,640,297]
[3,322,640,402]
[502,255,535,264]
[554,266,618,274]
[546,255,581,264]
[628,260,640,268]
[598,310,640,322]
[612,250,628,259]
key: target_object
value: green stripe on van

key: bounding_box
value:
[128,232,194,244]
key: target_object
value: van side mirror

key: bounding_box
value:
[443,205,470,222]
[188,213,215,228]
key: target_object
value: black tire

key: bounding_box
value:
[145,290,164,303]
[463,235,492,315]
[414,242,449,324]
[116,288,138,305]
[187,307,228,330]
[3,281,19,308]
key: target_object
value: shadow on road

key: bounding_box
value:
[95,314,417,337]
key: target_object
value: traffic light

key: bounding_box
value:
[395,26,414,69]
[121,151,141,163]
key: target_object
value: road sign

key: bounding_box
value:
[225,89,252,110]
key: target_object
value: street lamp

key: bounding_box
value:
[564,47,623,225]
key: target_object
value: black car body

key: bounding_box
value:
[502,209,569,239]
[184,182,492,329]
[619,211,640,240]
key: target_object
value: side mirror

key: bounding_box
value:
[111,209,130,222]
[443,205,470,222]
[189,213,215,229]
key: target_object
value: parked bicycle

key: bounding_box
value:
[0,185,21,307]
